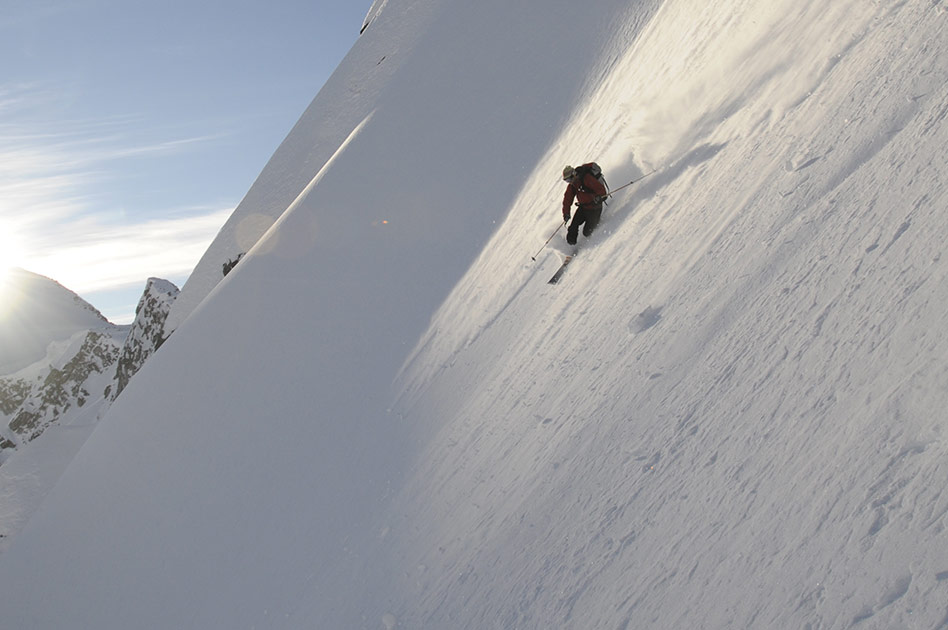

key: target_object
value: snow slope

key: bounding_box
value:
[2,0,948,628]
[161,0,440,334]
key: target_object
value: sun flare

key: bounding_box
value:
[0,227,26,297]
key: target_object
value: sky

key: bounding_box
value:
[1,0,372,323]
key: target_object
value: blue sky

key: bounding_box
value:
[1,0,371,323]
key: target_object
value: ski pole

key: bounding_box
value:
[605,168,658,198]
[531,220,566,261]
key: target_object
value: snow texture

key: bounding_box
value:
[2,0,948,628]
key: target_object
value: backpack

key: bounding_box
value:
[573,162,609,198]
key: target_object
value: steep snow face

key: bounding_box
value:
[3,0,948,628]
[0,1,649,627]
[161,0,440,335]
[386,1,948,627]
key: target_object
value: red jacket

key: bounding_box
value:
[562,172,607,219]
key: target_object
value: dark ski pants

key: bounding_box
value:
[567,204,603,246]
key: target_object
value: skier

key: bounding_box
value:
[561,163,608,248]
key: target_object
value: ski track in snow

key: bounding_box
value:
[390,0,948,628]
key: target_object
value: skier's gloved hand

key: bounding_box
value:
[595,195,608,204]
[563,212,570,223]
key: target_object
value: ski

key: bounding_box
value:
[547,255,574,284]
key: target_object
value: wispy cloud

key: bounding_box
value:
[0,1,77,33]
[19,207,233,294]
[0,83,231,295]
